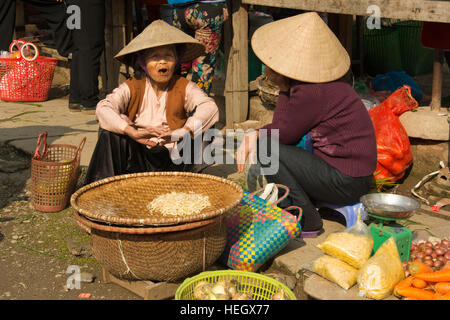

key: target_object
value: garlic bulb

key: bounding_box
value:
[211,281,229,298]
[232,292,252,300]
[193,281,213,300]
[272,289,288,300]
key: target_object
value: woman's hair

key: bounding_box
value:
[131,44,186,80]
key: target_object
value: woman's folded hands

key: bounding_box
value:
[124,124,170,147]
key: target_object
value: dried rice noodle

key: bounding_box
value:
[146,191,211,216]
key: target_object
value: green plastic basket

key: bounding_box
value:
[363,23,403,76]
[175,270,297,300]
[393,20,434,76]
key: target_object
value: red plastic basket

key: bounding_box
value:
[0,41,57,102]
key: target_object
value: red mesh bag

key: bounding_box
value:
[369,85,418,184]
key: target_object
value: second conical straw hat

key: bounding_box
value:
[251,12,350,83]
[115,20,205,64]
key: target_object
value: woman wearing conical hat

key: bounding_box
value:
[84,20,219,185]
[237,12,377,236]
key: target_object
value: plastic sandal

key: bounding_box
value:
[300,228,324,238]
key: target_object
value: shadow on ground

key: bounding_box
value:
[0,125,97,146]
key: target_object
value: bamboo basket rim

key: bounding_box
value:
[73,209,221,235]
[70,171,244,227]
[31,143,80,166]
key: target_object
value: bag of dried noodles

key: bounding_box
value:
[317,232,373,269]
[312,254,358,290]
[317,210,373,269]
[357,237,405,300]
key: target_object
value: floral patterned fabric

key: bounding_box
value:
[172,2,228,95]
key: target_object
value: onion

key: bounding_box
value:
[442,239,450,247]
[431,252,438,260]
[410,252,417,260]
[424,255,433,261]
[424,260,434,267]
[424,248,433,255]
[416,252,425,260]
[435,248,445,256]
[433,260,444,269]
[444,252,450,260]
[410,244,417,251]
[425,241,433,247]
[437,256,446,264]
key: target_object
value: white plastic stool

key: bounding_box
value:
[315,201,367,229]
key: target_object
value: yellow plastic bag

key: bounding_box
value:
[317,232,373,269]
[357,237,405,300]
[312,254,358,290]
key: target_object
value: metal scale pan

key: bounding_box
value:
[360,193,421,262]
[360,193,421,221]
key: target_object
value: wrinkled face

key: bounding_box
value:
[144,45,177,85]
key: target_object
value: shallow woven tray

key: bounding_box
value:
[73,210,219,235]
[70,172,243,227]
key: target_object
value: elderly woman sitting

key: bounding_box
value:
[84,20,219,185]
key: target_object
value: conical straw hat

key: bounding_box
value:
[115,20,205,64]
[251,12,350,83]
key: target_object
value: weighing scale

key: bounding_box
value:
[360,193,421,263]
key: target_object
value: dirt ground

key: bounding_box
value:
[0,143,150,300]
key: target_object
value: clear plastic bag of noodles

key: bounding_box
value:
[317,208,373,269]
[312,254,358,290]
[357,237,405,300]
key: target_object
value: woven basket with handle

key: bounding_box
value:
[31,131,86,212]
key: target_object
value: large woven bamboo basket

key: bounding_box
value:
[70,172,244,227]
[74,210,227,282]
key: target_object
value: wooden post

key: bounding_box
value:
[126,0,134,43]
[111,0,127,87]
[338,14,353,59]
[134,0,144,33]
[357,15,364,77]
[124,0,134,78]
[102,0,127,94]
[15,0,25,39]
[430,49,444,112]
[225,0,249,129]
[328,14,353,59]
